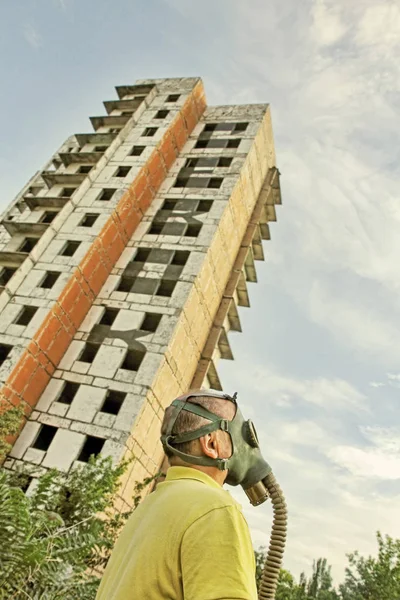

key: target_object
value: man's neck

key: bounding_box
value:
[169,460,227,487]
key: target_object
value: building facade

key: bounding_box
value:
[0,77,281,502]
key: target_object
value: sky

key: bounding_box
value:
[1,0,400,585]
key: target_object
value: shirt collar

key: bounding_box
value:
[165,466,223,490]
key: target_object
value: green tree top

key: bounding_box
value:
[340,532,400,600]
[0,457,156,600]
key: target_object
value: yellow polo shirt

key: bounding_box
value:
[96,466,257,600]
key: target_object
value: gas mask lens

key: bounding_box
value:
[245,420,260,448]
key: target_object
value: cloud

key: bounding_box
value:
[362,426,400,453]
[387,373,400,382]
[55,0,69,10]
[238,417,400,581]
[329,446,400,480]
[311,0,348,46]
[240,429,400,581]
[277,419,332,449]
[242,365,368,413]
[226,0,400,369]
[22,24,43,49]
[223,363,391,582]
[369,381,385,388]
[355,4,400,49]
[307,280,400,367]
[328,427,400,480]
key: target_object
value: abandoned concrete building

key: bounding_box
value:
[0,77,281,501]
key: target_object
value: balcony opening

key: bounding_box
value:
[77,436,105,462]
[40,212,57,224]
[234,122,248,132]
[79,342,100,363]
[156,279,176,297]
[141,312,162,332]
[61,188,77,198]
[80,214,98,228]
[133,248,151,263]
[99,307,119,326]
[218,157,232,167]
[155,110,169,119]
[78,165,93,174]
[143,127,157,137]
[174,174,222,189]
[162,199,177,211]
[116,276,135,292]
[148,222,164,235]
[27,186,42,196]
[15,306,38,326]
[185,223,202,237]
[166,94,180,102]
[99,188,117,201]
[0,344,12,366]
[188,157,222,170]
[58,381,79,405]
[197,199,213,212]
[171,250,190,266]
[100,390,126,415]
[130,145,145,156]
[208,178,223,189]
[0,268,17,286]
[194,138,240,150]
[60,241,81,257]
[114,166,131,178]
[19,238,38,253]
[32,424,57,451]
[20,475,33,494]
[121,348,145,372]
[39,271,60,289]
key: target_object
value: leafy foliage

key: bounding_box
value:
[0,454,398,600]
[304,558,339,600]
[339,533,400,600]
[276,569,297,600]
[255,546,267,590]
[255,534,400,600]
[0,457,157,599]
[0,405,24,458]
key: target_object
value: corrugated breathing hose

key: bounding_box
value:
[258,472,288,600]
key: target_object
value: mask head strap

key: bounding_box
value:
[161,390,237,471]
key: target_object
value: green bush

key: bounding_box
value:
[0,457,156,599]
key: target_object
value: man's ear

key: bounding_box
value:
[199,432,219,459]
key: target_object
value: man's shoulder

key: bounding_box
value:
[191,479,238,502]
[170,477,242,517]
[154,468,245,532]
[158,476,241,519]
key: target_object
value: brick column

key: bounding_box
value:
[1,82,207,453]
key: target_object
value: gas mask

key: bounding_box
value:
[161,389,272,506]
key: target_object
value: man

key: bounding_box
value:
[96,389,258,600]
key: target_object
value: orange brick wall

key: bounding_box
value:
[1,81,207,450]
